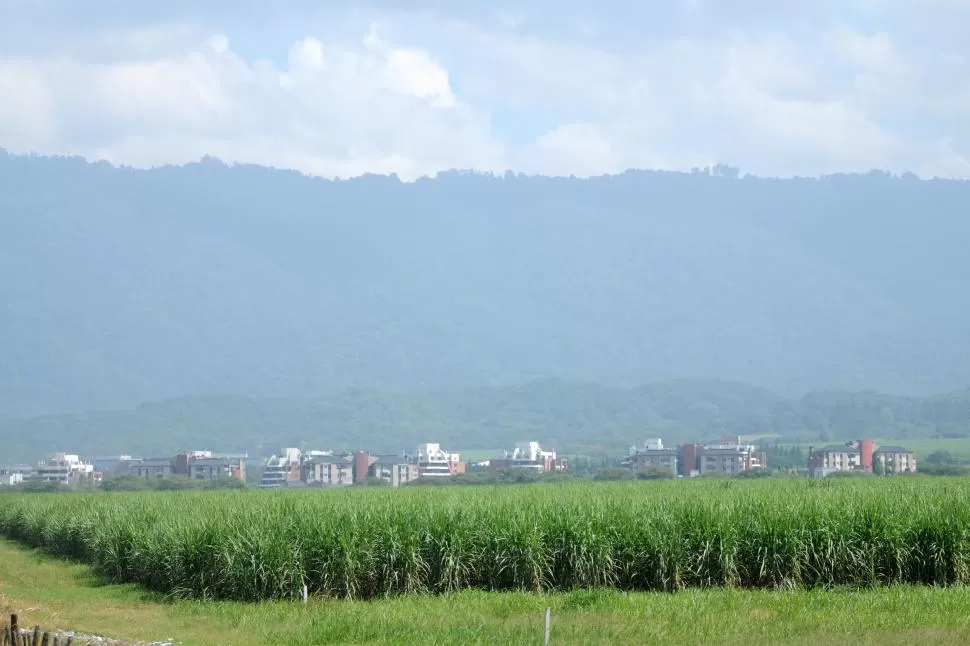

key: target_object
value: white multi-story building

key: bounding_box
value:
[0,465,29,486]
[1,472,23,486]
[491,441,566,473]
[31,453,96,485]
[416,443,463,477]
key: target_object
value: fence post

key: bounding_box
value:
[544,607,551,646]
[10,616,17,639]
[31,626,41,646]
[40,633,49,646]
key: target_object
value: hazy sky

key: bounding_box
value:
[1,0,968,179]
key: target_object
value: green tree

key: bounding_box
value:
[635,466,675,480]
[354,476,390,487]
[594,467,634,482]
[102,475,151,491]
[926,450,957,465]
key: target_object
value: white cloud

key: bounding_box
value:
[0,27,504,180]
[441,20,970,178]
[0,63,56,146]
[829,28,895,72]
[0,3,968,179]
[523,123,617,176]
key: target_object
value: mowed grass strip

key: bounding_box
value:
[1,478,970,601]
[4,540,970,646]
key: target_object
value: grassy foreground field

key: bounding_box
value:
[4,540,970,645]
[4,479,970,601]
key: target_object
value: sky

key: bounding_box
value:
[0,0,968,180]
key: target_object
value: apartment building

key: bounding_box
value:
[416,443,464,477]
[626,439,678,473]
[809,444,866,477]
[303,454,355,486]
[366,454,421,486]
[809,440,916,477]
[188,455,247,482]
[876,445,918,474]
[700,444,766,475]
[669,441,766,476]
[94,455,142,476]
[122,449,245,482]
[0,465,30,486]
[490,441,567,473]
[133,458,176,480]
[174,450,213,475]
[31,453,98,486]
[259,448,303,488]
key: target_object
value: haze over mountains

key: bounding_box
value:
[2,151,970,422]
[3,380,970,465]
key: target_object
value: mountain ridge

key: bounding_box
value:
[3,379,970,464]
[2,151,969,417]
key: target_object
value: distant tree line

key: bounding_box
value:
[0,475,248,494]
[6,382,970,464]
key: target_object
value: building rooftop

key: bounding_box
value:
[138,459,174,468]
[631,448,678,456]
[370,454,411,464]
[0,464,33,472]
[876,445,913,454]
[305,455,352,465]
[191,458,237,467]
[816,445,861,454]
[703,446,755,454]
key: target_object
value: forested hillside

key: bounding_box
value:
[2,151,969,417]
[3,380,970,464]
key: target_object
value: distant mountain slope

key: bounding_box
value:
[3,380,969,464]
[1,152,969,415]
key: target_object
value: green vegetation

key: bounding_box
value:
[4,381,970,465]
[0,475,247,494]
[7,541,970,646]
[408,469,577,486]
[4,153,970,421]
[100,474,246,491]
[2,479,969,603]
[875,437,970,462]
